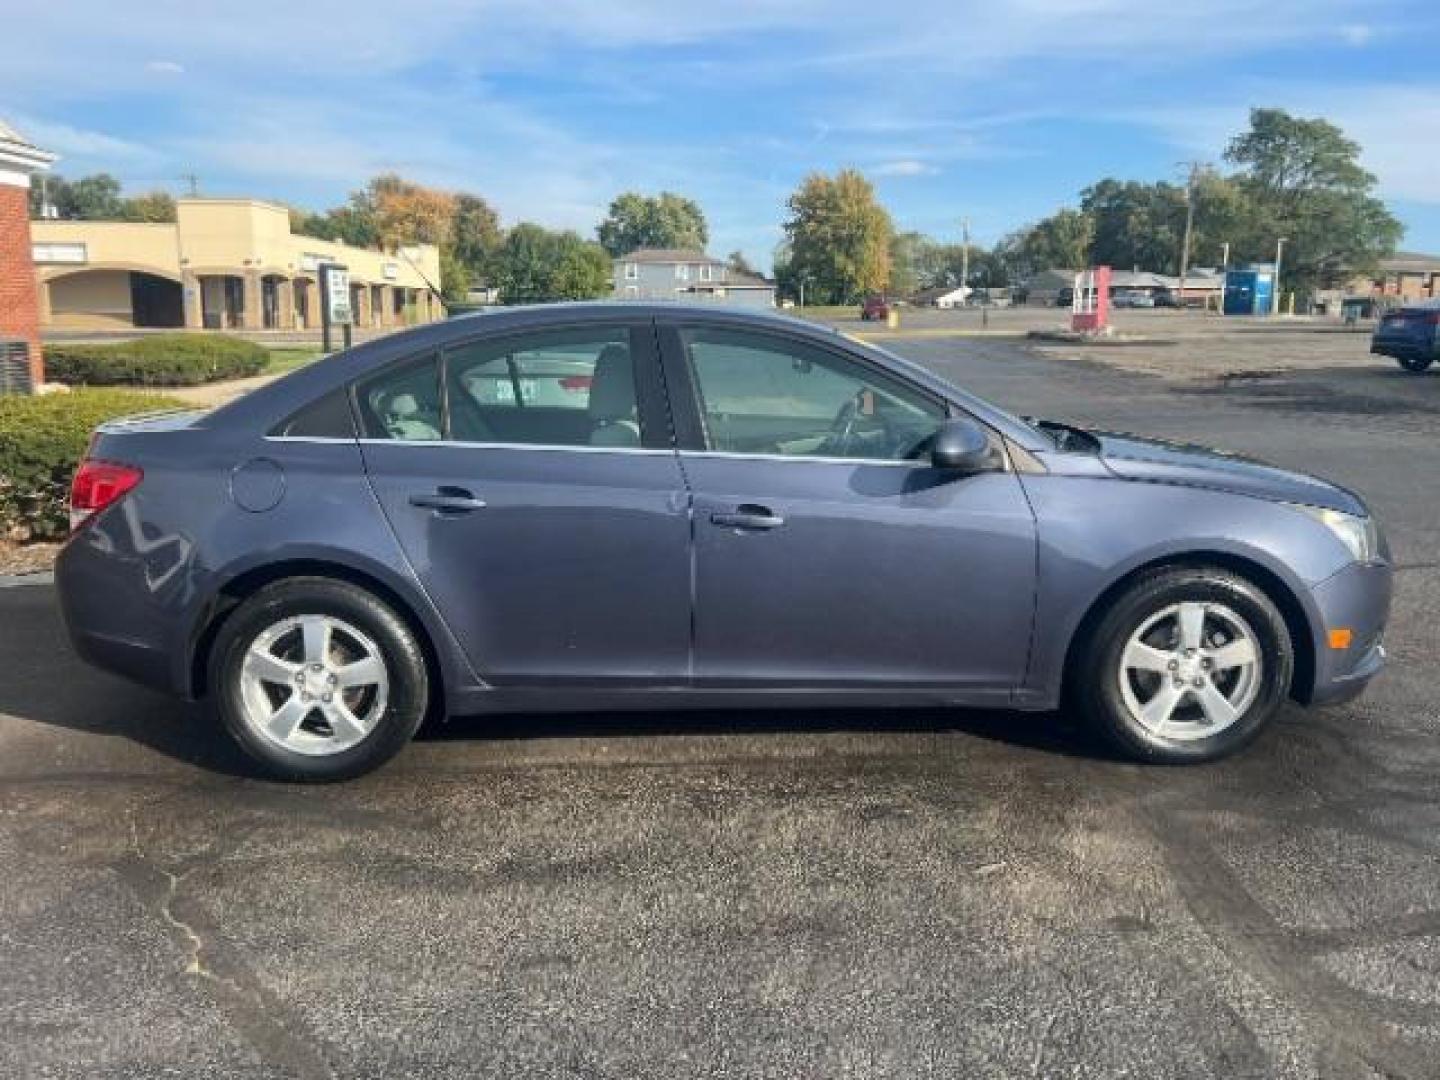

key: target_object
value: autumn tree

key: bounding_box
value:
[781,169,893,304]
[597,192,708,257]
[363,173,456,249]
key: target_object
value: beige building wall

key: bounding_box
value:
[48,270,133,327]
[32,198,443,331]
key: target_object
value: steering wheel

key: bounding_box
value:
[827,391,866,457]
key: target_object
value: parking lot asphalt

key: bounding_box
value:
[3,342,1438,1079]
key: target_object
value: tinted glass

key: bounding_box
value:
[355,355,442,441]
[445,328,639,447]
[681,328,944,461]
[272,388,355,438]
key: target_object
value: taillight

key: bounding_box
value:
[69,459,143,531]
[1426,311,1440,326]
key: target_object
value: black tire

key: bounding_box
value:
[210,576,429,781]
[1073,566,1293,764]
[1398,355,1434,373]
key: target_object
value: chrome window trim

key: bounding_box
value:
[350,437,675,456]
[680,449,1002,470]
[264,435,360,445]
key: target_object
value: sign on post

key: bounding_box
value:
[317,262,352,353]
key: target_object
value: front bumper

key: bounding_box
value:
[1303,559,1393,706]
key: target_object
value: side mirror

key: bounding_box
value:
[930,418,995,473]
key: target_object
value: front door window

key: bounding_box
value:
[680,327,945,461]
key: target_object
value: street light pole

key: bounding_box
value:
[1274,237,1288,316]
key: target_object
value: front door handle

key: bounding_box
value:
[409,487,487,515]
[710,504,785,531]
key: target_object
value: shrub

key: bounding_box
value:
[45,334,268,387]
[0,389,188,542]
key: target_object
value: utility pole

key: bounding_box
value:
[1176,162,1204,310]
[960,218,971,304]
[181,173,200,197]
[1273,237,1288,316]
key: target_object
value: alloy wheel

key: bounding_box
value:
[238,614,390,756]
[1117,601,1263,741]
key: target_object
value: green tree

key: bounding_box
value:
[597,192,708,257]
[1001,208,1094,278]
[782,169,893,304]
[1224,108,1402,293]
[439,246,471,302]
[888,231,929,296]
[549,236,612,299]
[726,250,756,277]
[452,193,503,281]
[30,174,125,220]
[493,223,611,303]
[120,191,177,223]
[1081,179,1187,273]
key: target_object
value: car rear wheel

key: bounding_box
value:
[211,577,429,781]
[1398,355,1434,373]
[1074,567,1293,764]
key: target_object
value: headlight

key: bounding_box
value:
[1293,505,1379,564]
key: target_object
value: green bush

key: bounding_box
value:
[45,334,268,387]
[0,390,188,542]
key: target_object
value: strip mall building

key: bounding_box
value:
[31,199,443,332]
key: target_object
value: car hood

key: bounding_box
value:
[1091,430,1367,516]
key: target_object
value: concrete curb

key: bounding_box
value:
[0,572,53,588]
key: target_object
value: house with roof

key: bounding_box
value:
[613,248,774,308]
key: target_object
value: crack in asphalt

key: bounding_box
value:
[114,812,337,1080]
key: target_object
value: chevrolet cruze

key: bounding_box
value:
[56,304,1392,780]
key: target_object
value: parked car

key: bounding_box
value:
[1370,302,1439,372]
[1113,290,1156,309]
[57,303,1392,780]
[1153,289,1182,309]
[860,296,891,321]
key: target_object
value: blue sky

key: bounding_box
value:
[5,0,1439,269]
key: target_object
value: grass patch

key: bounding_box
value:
[264,348,323,376]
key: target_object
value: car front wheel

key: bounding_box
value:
[211,577,429,781]
[1398,355,1434,373]
[1075,567,1294,764]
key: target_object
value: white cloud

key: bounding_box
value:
[1338,24,1375,46]
[145,60,185,75]
[874,160,939,177]
[5,114,157,167]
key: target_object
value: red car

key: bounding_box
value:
[860,296,891,321]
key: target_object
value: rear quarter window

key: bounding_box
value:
[271,388,357,438]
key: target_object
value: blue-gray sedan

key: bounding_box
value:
[56,304,1392,780]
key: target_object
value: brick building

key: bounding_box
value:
[0,120,55,388]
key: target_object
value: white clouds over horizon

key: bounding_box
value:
[2,0,1438,260]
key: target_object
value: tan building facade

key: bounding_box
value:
[32,198,444,332]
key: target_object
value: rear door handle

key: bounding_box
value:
[409,487,487,515]
[710,504,785,530]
